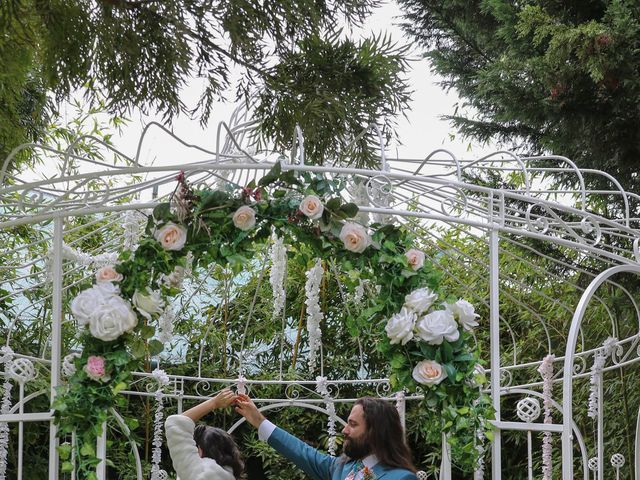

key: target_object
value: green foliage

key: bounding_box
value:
[399,0,640,205]
[256,32,411,167]
[1,0,410,170]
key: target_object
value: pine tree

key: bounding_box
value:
[399,0,640,206]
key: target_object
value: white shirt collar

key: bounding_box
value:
[362,454,379,469]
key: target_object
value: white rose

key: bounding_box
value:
[412,360,447,385]
[232,206,256,231]
[88,295,138,341]
[95,265,123,283]
[385,307,417,345]
[71,284,119,326]
[416,310,459,345]
[446,299,479,331]
[405,249,425,271]
[404,287,438,314]
[154,222,188,251]
[339,222,371,253]
[299,195,324,220]
[132,290,165,321]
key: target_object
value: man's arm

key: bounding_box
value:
[235,395,335,480]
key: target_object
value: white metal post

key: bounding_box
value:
[598,373,604,480]
[96,421,107,479]
[527,430,533,480]
[440,433,452,480]
[17,382,24,480]
[49,216,64,479]
[490,227,501,479]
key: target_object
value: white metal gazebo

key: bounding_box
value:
[1,111,639,479]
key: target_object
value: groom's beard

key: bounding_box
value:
[343,435,371,460]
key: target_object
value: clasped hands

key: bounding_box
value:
[210,388,266,428]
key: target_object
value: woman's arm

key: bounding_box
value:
[182,388,237,422]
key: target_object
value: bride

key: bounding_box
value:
[165,389,244,480]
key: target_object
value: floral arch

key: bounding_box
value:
[1,112,640,480]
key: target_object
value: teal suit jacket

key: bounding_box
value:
[267,427,417,480]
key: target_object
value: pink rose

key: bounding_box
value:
[232,206,256,231]
[339,222,371,253]
[299,195,324,220]
[84,355,106,381]
[412,360,447,386]
[95,265,123,283]
[154,223,187,251]
[405,249,425,271]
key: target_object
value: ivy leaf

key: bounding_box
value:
[58,443,72,460]
[148,339,164,356]
[61,461,74,473]
[140,325,155,340]
[152,203,171,221]
[339,202,359,218]
[130,339,145,359]
[80,442,95,457]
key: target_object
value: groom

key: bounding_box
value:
[235,395,417,480]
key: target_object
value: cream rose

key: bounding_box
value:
[385,307,417,345]
[95,265,123,283]
[339,222,371,253]
[299,195,324,220]
[405,249,425,271]
[132,290,165,321]
[88,295,138,341]
[446,299,479,331]
[154,222,187,251]
[416,309,459,345]
[412,360,447,385]
[232,206,256,231]
[404,287,437,315]
[71,283,119,326]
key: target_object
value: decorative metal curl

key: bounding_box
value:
[194,380,215,396]
[525,204,551,234]
[580,216,602,246]
[572,356,587,375]
[499,369,513,388]
[375,380,392,397]
[435,186,469,217]
[365,175,394,208]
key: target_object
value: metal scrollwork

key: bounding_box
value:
[375,380,391,397]
[573,356,587,375]
[366,175,393,208]
[194,380,214,396]
[500,368,513,388]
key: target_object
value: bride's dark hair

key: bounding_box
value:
[194,424,244,478]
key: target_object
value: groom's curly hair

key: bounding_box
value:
[356,397,417,473]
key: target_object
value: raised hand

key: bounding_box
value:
[234,394,266,428]
[211,388,237,410]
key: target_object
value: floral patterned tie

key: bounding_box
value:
[345,460,364,480]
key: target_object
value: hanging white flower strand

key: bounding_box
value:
[537,354,555,480]
[150,369,170,480]
[305,259,324,371]
[315,376,337,456]
[157,307,176,344]
[122,210,143,250]
[269,233,287,319]
[0,347,15,480]
[587,336,617,419]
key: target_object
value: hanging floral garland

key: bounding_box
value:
[0,347,14,480]
[538,354,555,480]
[53,163,492,477]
